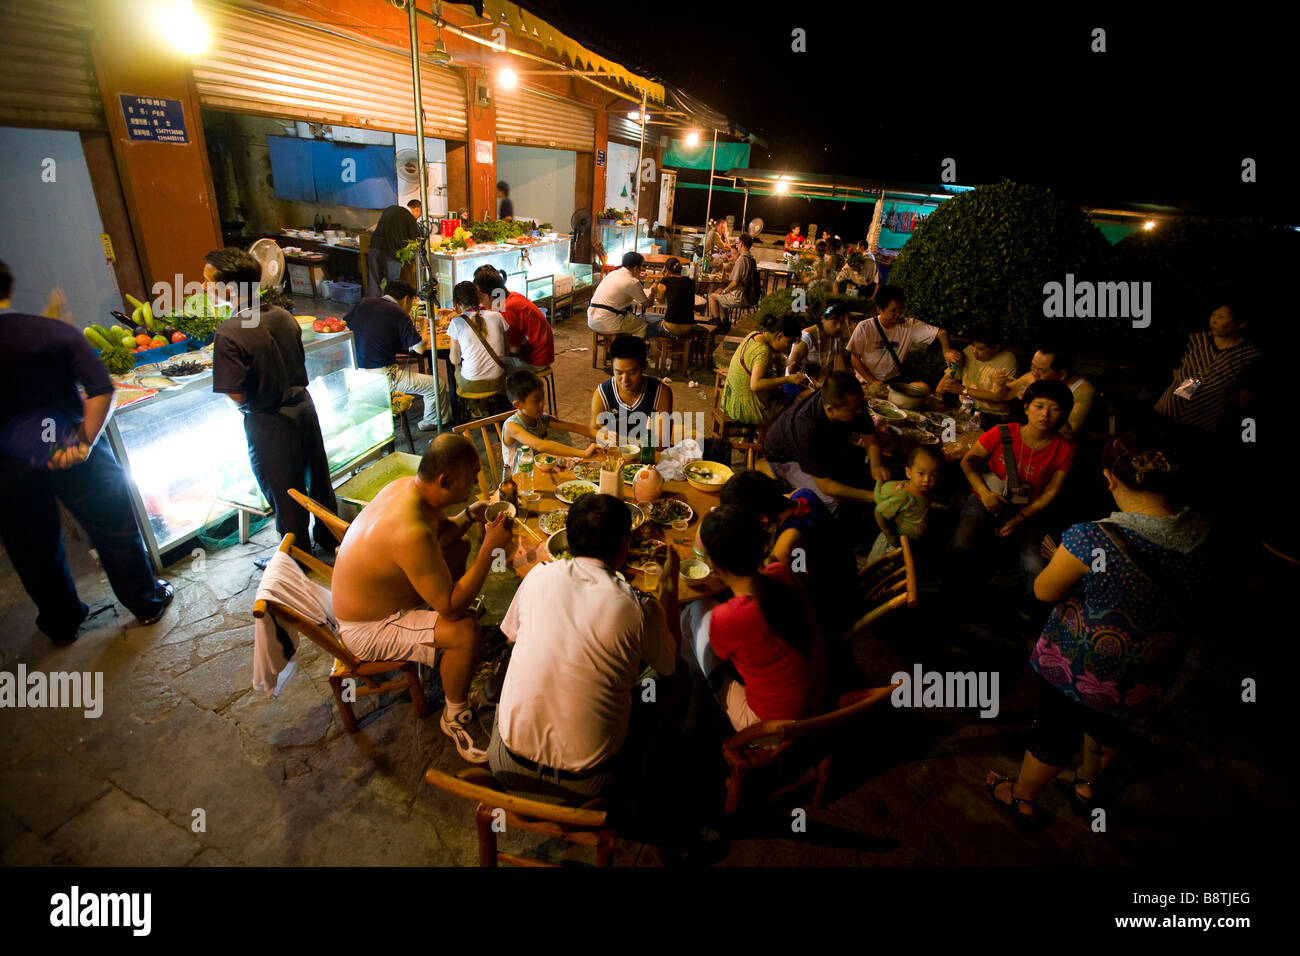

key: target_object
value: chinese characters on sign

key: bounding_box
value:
[119,94,189,144]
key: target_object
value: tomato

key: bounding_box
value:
[136,334,153,347]
[170,332,187,343]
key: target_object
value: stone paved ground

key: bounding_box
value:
[0,305,1287,866]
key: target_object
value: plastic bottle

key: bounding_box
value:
[515,447,534,497]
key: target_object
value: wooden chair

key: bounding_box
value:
[591,329,619,370]
[425,766,616,867]
[453,409,514,499]
[651,333,691,375]
[532,365,558,417]
[252,534,428,734]
[456,386,503,424]
[287,488,351,545]
[721,682,901,816]
[711,368,764,468]
[851,534,919,638]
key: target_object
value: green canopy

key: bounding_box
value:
[663,139,751,171]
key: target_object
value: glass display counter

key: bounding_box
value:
[599,223,656,263]
[107,334,394,570]
[426,235,585,310]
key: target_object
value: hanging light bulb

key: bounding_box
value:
[685,130,700,147]
[499,67,518,89]
[164,0,208,55]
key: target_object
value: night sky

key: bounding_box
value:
[513,4,1293,223]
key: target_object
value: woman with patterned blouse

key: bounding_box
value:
[985,431,1212,825]
[1154,302,1260,432]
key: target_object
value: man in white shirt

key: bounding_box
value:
[847,283,962,392]
[588,252,650,337]
[489,493,681,805]
[1006,343,1096,441]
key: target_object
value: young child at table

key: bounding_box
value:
[720,470,856,642]
[681,507,827,731]
[869,445,942,563]
[500,370,600,471]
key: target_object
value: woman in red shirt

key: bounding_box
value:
[693,506,827,730]
[951,379,1076,609]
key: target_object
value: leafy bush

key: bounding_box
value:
[889,180,1114,351]
[1114,217,1296,363]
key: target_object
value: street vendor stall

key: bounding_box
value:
[423,233,593,313]
[106,333,393,570]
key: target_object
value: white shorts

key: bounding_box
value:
[337,607,442,666]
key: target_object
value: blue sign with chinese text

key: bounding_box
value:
[596,149,606,168]
[119,94,189,144]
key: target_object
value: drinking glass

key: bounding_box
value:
[641,560,663,596]
[671,518,690,546]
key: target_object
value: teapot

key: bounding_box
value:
[633,465,663,504]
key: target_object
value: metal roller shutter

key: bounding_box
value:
[495,85,595,152]
[606,113,650,148]
[192,0,467,139]
[0,0,105,131]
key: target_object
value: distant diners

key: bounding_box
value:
[720,312,804,426]
[763,371,888,515]
[1007,344,1095,442]
[588,252,650,337]
[331,435,514,763]
[834,239,878,298]
[446,280,509,395]
[934,320,1019,426]
[489,493,680,804]
[783,223,804,248]
[589,335,674,444]
[645,257,701,339]
[870,445,942,563]
[846,284,963,394]
[703,219,731,260]
[501,370,599,472]
[986,431,1211,823]
[707,233,759,331]
[950,379,1076,604]
[681,506,826,731]
[1153,301,1260,435]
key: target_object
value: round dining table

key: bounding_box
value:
[495,457,729,604]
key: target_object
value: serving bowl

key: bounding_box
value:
[684,460,734,493]
[887,382,928,410]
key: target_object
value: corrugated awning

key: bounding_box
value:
[482,0,664,104]
[723,168,973,201]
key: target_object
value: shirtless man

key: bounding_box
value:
[332,434,513,762]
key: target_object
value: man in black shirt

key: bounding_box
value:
[0,260,173,644]
[764,371,887,515]
[496,181,514,221]
[343,280,449,431]
[209,249,339,561]
[367,200,422,297]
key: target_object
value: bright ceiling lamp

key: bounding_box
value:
[685,130,700,146]
[164,0,208,55]
[773,175,790,194]
[1143,219,1157,231]
[499,67,518,89]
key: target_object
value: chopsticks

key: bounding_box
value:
[513,518,545,544]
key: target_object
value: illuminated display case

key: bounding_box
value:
[599,223,656,263]
[107,334,394,569]
[427,236,588,309]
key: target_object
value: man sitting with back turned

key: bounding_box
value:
[331,434,513,762]
[489,493,681,805]
[342,279,450,432]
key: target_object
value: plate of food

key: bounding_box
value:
[679,558,711,582]
[554,479,598,504]
[624,523,667,565]
[572,460,602,482]
[922,411,951,428]
[539,509,568,536]
[684,460,733,493]
[648,498,693,525]
[157,357,212,378]
[535,454,558,472]
[622,462,645,485]
[868,400,907,420]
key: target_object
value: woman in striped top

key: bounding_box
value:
[1154,303,1260,432]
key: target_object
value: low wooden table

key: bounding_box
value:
[499,460,728,604]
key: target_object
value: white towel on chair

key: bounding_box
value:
[252,550,336,698]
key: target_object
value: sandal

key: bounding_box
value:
[986,772,1048,829]
[1057,768,1098,812]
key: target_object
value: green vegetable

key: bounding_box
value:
[84,327,113,351]
[99,344,135,375]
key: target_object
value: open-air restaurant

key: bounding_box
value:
[0,1,1288,907]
